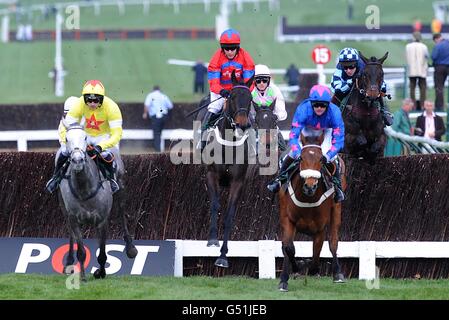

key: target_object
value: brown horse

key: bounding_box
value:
[278,127,346,292]
[342,52,388,164]
[202,71,254,268]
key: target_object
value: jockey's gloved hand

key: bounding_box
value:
[346,79,353,85]
[87,144,102,157]
[93,145,102,154]
[219,89,230,98]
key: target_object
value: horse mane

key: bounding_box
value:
[301,127,324,145]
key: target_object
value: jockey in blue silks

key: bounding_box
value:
[331,47,393,127]
[267,84,346,202]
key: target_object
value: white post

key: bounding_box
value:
[236,0,243,13]
[55,11,64,97]
[316,63,326,85]
[117,1,125,16]
[358,241,376,280]
[258,240,276,279]
[173,0,179,14]
[94,2,101,16]
[203,0,210,13]
[170,239,184,277]
[2,15,9,43]
[17,138,27,152]
[143,1,150,15]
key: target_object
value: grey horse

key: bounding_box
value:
[58,124,136,281]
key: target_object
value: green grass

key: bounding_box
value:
[0,0,438,105]
[1,274,449,299]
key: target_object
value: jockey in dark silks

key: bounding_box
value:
[331,47,393,127]
[266,85,346,203]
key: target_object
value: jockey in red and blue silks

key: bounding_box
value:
[199,29,255,147]
[267,85,346,202]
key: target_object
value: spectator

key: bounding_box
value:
[192,60,208,94]
[284,63,300,86]
[431,33,449,111]
[385,98,414,156]
[414,100,446,141]
[405,31,429,111]
[143,85,173,152]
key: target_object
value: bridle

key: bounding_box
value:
[223,85,252,130]
[355,61,383,102]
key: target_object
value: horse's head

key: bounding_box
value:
[224,70,254,136]
[299,127,325,197]
[65,123,87,172]
[358,51,388,100]
[254,102,278,148]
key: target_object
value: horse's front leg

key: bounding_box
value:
[215,179,244,268]
[279,212,298,292]
[329,203,345,283]
[64,235,75,274]
[94,224,107,279]
[75,238,87,282]
[206,170,221,247]
[308,229,325,276]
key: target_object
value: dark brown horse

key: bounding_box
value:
[278,128,346,292]
[203,71,254,268]
[342,52,388,164]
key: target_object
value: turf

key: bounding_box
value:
[1,273,449,300]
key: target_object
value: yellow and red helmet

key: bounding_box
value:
[82,80,105,96]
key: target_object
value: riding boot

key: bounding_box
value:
[100,153,120,194]
[200,111,216,151]
[45,153,69,193]
[378,98,394,127]
[267,155,295,193]
[332,162,345,203]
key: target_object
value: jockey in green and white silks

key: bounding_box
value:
[251,64,287,121]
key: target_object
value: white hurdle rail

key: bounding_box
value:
[170,240,449,280]
[0,129,291,152]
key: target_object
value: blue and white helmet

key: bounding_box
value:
[339,47,359,64]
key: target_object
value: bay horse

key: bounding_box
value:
[278,127,346,292]
[202,71,254,268]
[342,52,389,164]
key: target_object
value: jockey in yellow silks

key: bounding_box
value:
[45,80,123,194]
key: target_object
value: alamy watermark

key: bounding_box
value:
[65,265,80,290]
[65,5,80,30]
[365,5,380,30]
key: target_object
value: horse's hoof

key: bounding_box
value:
[126,246,138,259]
[93,269,106,279]
[292,272,301,280]
[215,257,229,268]
[207,239,220,247]
[278,282,288,292]
[333,273,346,283]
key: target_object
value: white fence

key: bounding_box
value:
[0,129,291,152]
[171,240,449,280]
